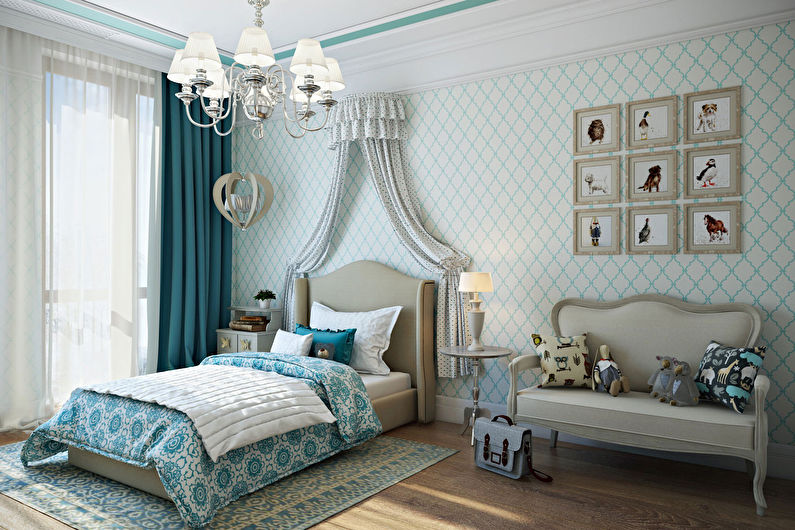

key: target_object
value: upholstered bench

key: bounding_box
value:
[507,295,769,515]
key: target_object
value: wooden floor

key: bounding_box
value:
[2,422,794,529]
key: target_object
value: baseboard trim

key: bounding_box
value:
[435,395,795,481]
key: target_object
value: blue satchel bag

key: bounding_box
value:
[473,415,552,482]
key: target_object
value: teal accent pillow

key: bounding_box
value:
[295,325,356,365]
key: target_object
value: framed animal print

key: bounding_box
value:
[626,205,677,254]
[684,201,741,254]
[573,156,620,205]
[683,86,741,144]
[625,150,678,202]
[573,104,620,155]
[625,96,678,149]
[683,144,741,199]
[573,207,620,255]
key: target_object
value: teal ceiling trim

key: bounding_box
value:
[274,0,500,61]
[30,0,499,66]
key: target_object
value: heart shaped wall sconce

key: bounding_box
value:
[212,172,274,231]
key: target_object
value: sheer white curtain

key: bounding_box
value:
[0,26,161,429]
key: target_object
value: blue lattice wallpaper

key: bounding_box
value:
[232,22,795,445]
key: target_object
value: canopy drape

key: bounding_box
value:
[282,93,472,377]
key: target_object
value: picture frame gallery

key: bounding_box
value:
[571,86,743,255]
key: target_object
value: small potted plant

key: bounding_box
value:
[253,289,276,309]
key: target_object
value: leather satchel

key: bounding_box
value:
[473,415,552,481]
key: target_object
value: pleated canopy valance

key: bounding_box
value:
[327,92,407,149]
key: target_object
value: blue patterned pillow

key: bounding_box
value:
[295,324,356,365]
[695,340,765,413]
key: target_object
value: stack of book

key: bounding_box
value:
[229,315,270,332]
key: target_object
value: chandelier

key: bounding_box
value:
[166,0,344,140]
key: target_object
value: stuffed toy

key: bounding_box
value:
[650,356,675,399]
[664,361,700,407]
[648,355,676,393]
[592,345,630,396]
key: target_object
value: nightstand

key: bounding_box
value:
[216,306,283,354]
[439,345,514,445]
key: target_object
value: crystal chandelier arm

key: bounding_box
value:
[183,104,218,128]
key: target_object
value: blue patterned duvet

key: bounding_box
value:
[20,353,382,527]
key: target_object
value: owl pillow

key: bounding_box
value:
[532,333,591,388]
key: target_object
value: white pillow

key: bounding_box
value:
[309,302,401,375]
[270,329,313,356]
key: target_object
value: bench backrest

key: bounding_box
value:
[552,294,762,392]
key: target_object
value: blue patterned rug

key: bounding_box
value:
[0,436,456,529]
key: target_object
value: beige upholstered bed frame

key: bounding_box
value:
[68,260,435,500]
[293,260,436,431]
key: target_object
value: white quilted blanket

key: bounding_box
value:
[85,364,336,461]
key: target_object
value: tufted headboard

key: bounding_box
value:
[552,294,763,392]
[292,260,436,423]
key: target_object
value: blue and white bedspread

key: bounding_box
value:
[20,353,382,527]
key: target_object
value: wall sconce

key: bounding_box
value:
[212,172,274,230]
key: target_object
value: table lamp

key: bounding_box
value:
[458,272,493,351]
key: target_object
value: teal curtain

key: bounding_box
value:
[158,76,232,371]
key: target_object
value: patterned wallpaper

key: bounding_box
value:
[232,22,795,445]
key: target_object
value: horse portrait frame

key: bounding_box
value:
[684,201,741,254]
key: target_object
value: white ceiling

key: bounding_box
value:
[87,0,446,52]
[1,0,794,94]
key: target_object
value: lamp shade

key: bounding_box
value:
[234,27,275,67]
[166,50,191,84]
[289,38,328,76]
[202,69,231,99]
[318,58,345,92]
[182,32,222,72]
[458,272,493,293]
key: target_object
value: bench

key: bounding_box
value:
[507,294,768,515]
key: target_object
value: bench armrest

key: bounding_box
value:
[507,355,540,420]
[753,374,770,451]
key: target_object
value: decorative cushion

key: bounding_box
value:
[531,333,591,388]
[270,329,313,357]
[695,340,765,413]
[294,324,356,365]
[309,302,401,375]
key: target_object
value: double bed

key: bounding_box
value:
[21,261,435,526]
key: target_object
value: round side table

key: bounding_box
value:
[439,345,513,445]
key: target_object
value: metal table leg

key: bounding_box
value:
[460,359,483,446]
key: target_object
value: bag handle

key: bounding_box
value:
[491,414,514,426]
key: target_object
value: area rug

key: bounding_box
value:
[0,436,456,529]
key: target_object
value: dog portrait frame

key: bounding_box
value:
[683,86,741,144]
[573,104,621,155]
[573,207,620,255]
[683,144,741,199]
[626,205,678,255]
[625,95,678,149]
[684,201,741,254]
[625,150,678,202]
[573,156,620,205]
